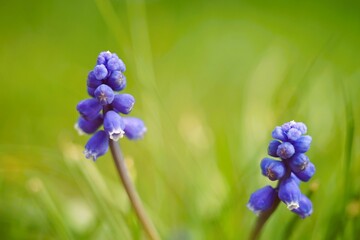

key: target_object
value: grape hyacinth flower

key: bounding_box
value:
[75,51,146,161]
[74,51,159,240]
[248,120,315,239]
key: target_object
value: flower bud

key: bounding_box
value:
[291,194,313,218]
[281,121,296,132]
[87,70,103,88]
[260,158,286,181]
[272,126,287,141]
[293,122,307,134]
[278,177,301,210]
[107,71,126,91]
[94,84,115,105]
[109,54,126,72]
[76,98,102,121]
[106,57,122,71]
[276,142,295,159]
[288,154,309,173]
[247,185,277,215]
[268,140,281,157]
[75,114,103,135]
[111,94,135,114]
[123,117,147,140]
[97,51,112,65]
[93,64,108,80]
[104,111,125,141]
[286,128,302,141]
[84,130,109,161]
[294,162,315,182]
[293,135,312,153]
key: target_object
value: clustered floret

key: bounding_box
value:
[75,51,146,161]
[247,121,315,218]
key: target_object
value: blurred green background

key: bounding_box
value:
[1,0,360,239]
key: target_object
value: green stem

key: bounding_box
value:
[249,171,290,240]
[109,140,160,240]
[249,196,281,240]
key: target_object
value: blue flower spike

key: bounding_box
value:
[247,120,315,219]
[75,51,161,240]
[75,51,147,160]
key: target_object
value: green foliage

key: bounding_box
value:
[0,0,360,239]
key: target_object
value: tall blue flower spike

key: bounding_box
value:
[247,120,315,218]
[75,51,147,161]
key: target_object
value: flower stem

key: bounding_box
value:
[249,196,281,240]
[109,140,160,240]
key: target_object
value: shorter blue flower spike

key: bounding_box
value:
[123,117,147,140]
[75,114,103,135]
[294,162,315,182]
[94,64,108,80]
[293,135,312,153]
[260,158,286,181]
[293,122,307,134]
[247,186,277,215]
[84,130,109,161]
[107,71,126,91]
[268,140,281,157]
[94,84,115,105]
[272,126,288,141]
[287,128,302,141]
[111,94,135,114]
[276,142,295,159]
[87,71,103,88]
[288,154,310,173]
[248,120,314,219]
[77,98,102,121]
[104,111,125,141]
[278,177,301,210]
[291,194,313,218]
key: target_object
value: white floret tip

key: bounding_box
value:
[286,201,300,210]
[109,129,125,141]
